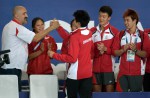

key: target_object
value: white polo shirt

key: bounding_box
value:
[1,20,35,70]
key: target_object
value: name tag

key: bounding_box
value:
[127,50,135,62]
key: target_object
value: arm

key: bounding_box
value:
[28,43,44,60]
[57,26,70,39]
[48,36,79,63]
[135,50,147,58]
[32,26,55,42]
[112,33,128,56]
[51,20,70,39]
[134,33,150,58]
[114,48,126,56]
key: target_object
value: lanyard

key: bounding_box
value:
[126,33,138,44]
[33,38,44,50]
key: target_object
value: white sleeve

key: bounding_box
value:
[17,25,35,44]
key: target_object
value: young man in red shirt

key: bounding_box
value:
[48,10,93,98]
[112,9,150,92]
[92,6,119,92]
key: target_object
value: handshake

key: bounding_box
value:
[50,19,60,30]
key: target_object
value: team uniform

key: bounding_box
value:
[112,28,150,92]
[92,23,119,85]
[27,35,57,74]
[57,26,96,54]
[1,19,35,91]
[143,29,150,91]
[53,27,93,98]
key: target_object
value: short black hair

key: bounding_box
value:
[99,6,112,17]
[73,10,90,27]
[32,17,44,32]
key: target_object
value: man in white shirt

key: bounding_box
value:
[1,6,55,91]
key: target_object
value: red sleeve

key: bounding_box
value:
[105,45,112,54]
[110,25,120,35]
[112,33,121,56]
[53,35,79,63]
[28,42,36,55]
[143,29,150,57]
[143,32,150,57]
[144,28,150,33]
[56,26,70,39]
[105,27,120,55]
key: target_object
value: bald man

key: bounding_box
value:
[1,6,55,91]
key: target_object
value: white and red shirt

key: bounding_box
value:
[53,27,93,80]
[112,28,150,75]
[1,19,35,70]
[92,23,119,73]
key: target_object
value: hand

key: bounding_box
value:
[97,43,106,54]
[100,51,104,55]
[97,43,103,51]
[40,43,44,52]
[123,43,130,52]
[130,43,137,51]
[48,43,52,51]
[50,19,60,30]
[47,50,55,58]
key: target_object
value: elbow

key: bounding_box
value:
[143,52,148,58]
[69,57,77,63]
[70,59,77,63]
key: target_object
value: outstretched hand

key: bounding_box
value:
[47,50,55,58]
[50,19,60,30]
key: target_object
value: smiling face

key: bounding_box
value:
[98,12,111,27]
[124,16,136,30]
[33,19,45,33]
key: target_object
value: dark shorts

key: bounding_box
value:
[93,72,115,85]
[119,75,143,92]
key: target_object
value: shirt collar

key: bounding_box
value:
[12,19,21,25]
[126,28,139,35]
[96,23,110,32]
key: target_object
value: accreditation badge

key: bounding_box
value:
[127,50,135,62]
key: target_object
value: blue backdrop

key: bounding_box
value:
[0,0,150,65]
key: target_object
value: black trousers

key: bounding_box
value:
[143,72,150,91]
[0,68,22,92]
[66,77,92,98]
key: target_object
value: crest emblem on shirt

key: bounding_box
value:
[45,36,49,39]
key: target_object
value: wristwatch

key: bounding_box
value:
[134,49,138,53]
